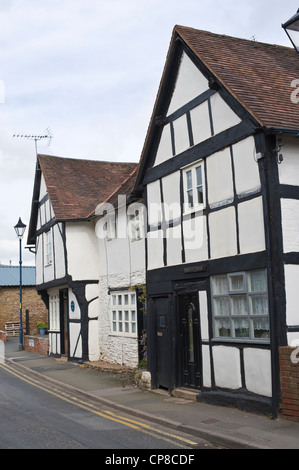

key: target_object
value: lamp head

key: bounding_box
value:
[14,217,27,240]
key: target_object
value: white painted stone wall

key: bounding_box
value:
[98,270,145,367]
[95,205,145,367]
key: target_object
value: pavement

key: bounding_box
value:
[2,337,299,449]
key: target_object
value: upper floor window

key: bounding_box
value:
[183,161,205,212]
[45,230,53,266]
[103,215,116,241]
[128,205,144,242]
[211,269,269,342]
[111,291,137,336]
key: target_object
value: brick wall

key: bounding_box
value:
[24,335,49,356]
[279,346,299,421]
[0,286,48,335]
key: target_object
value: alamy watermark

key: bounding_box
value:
[94,196,204,250]
[291,79,299,104]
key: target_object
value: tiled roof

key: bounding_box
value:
[96,166,138,214]
[38,155,138,220]
[0,266,36,286]
[175,26,299,131]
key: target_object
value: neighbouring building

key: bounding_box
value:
[0,265,48,335]
[27,154,145,367]
[133,25,299,415]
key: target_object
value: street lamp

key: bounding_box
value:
[14,217,27,351]
[282,9,299,52]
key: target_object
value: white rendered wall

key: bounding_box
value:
[243,349,272,397]
[199,291,209,341]
[278,136,299,186]
[284,264,299,333]
[202,345,211,388]
[69,322,82,358]
[233,136,261,196]
[210,93,241,135]
[206,147,234,207]
[173,114,190,155]
[183,214,208,262]
[86,284,100,361]
[213,346,242,389]
[155,124,173,166]
[209,206,237,259]
[281,199,299,253]
[35,235,43,285]
[153,53,241,167]
[68,288,80,321]
[66,221,99,281]
[190,100,211,145]
[147,180,162,225]
[53,223,66,279]
[238,197,265,254]
[167,51,209,116]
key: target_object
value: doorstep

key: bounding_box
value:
[171,387,200,401]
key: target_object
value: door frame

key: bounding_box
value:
[59,288,69,356]
[175,280,206,390]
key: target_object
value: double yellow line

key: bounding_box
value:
[0,362,198,448]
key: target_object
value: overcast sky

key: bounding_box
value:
[0,0,297,266]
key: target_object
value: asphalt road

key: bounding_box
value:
[0,362,219,451]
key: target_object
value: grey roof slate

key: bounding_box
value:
[0,266,36,286]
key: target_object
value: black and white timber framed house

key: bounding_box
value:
[27,154,139,363]
[134,25,299,415]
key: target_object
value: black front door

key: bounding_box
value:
[179,293,201,389]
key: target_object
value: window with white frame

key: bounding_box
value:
[104,215,116,241]
[45,230,53,265]
[183,161,205,212]
[111,291,137,335]
[128,205,144,241]
[49,292,59,331]
[211,269,269,341]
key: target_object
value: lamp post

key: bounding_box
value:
[282,9,299,52]
[14,217,27,351]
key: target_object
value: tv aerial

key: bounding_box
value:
[13,127,53,156]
